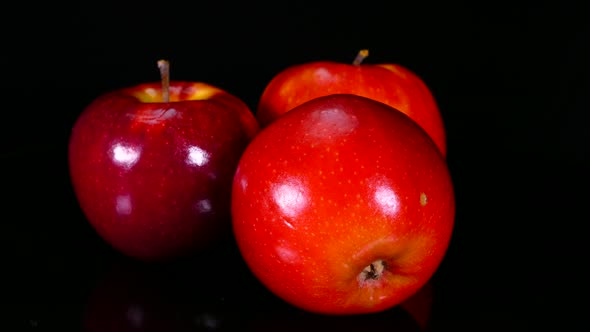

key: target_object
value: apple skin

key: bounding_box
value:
[68,81,259,261]
[256,59,447,156]
[232,94,454,315]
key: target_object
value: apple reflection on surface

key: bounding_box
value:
[82,258,434,331]
[82,261,230,332]
[272,178,309,219]
[246,281,434,332]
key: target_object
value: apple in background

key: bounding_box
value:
[256,50,447,157]
[232,94,455,315]
[68,60,259,261]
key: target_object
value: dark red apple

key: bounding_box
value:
[256,50,447,156]
[68,60,259,261]
[232,94,454,315]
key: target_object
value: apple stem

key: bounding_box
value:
[352,49,369,66]
[158,59,170,103]
[361,259,386,281]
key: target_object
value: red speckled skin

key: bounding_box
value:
[68,81,259,261]
[256,61,447,157]
[232,94,454,315]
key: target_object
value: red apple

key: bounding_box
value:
[256,50,447,156]
[232,94,455,315]
[68,60,259,261]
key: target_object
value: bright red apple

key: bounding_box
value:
[256,50,447,156]
[232,94,455,315]
[68,60,259,261]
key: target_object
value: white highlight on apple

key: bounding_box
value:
[272,179,308,218]
[304,108,359,142]
[144,87,158,99]
[276,244,300,264]
[187,146,210,166]
[281,217,295,229]
[374,185,400,216]
[313,67,336,83]
[112,143,141,168]
[195,199,212,213]
[240,177,248,191]
[115,194,133,216]
[134,108,179,124]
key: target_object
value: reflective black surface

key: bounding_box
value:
[6,1,578,330]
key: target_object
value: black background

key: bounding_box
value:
[4,0,581,330]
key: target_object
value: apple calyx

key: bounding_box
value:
[352,49,369,66]
[157,59,170,102]
[359,259,387,282]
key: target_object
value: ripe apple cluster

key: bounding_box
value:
[68,53,455,316]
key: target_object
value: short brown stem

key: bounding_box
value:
[352,49,369,66]
[157,59,170,102]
